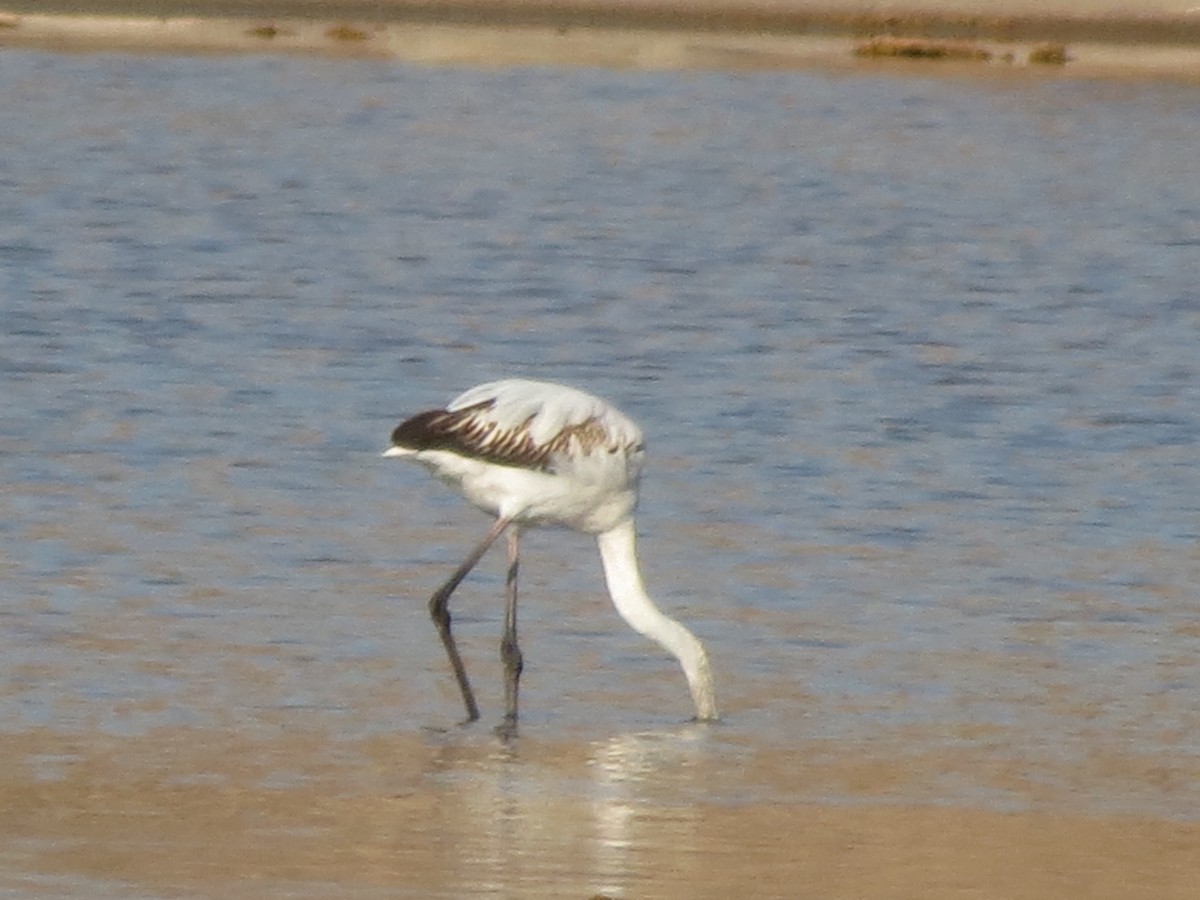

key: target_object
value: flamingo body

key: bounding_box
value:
[388,379,644,534]
[384,378,718,729]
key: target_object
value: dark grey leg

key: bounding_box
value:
[497,527,523,737]
[428,516,510,723]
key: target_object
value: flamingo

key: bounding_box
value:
[383,378,718,731]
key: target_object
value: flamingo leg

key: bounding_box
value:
[498,526,524,736]
[429,516,510,723]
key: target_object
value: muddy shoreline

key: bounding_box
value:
[2,1,1200,76]
[5,726,1200,899]
[4,1,1200,46]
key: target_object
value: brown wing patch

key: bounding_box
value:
[391,404,636,472]
[545,417,614,456]
[390,401,552,472]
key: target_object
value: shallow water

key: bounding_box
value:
[2,48,1200,895]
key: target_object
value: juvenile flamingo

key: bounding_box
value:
[384,378,718,731]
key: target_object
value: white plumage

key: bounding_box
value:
[384,378,718,731]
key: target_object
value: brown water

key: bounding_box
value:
[2,50,1200,896]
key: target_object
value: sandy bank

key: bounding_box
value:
[1,1,1199,77]
[4,726,1200,899]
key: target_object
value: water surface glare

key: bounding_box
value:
[2,47,1200,896]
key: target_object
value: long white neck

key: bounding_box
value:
[595,519,718,722]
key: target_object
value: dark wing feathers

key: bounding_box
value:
[390,401,554,472]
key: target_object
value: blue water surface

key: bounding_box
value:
[2,49,1199,816]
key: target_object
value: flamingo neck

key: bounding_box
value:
[595,519,718,722]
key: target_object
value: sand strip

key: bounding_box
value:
[4,727,1200,899]
[1,1,1199,76]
